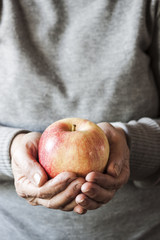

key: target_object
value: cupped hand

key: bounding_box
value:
[11,132,85,212]
[74,122,130,214]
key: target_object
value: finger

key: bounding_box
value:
[15,172,77,199]
[60,199,77,211]
[12,148,48,187]
[97,122,129,178]
[74,205,87,215]
[75,193,102,210]
[31,178,85,209]
[80,182,115,203]
[107,152,123,177]
[107,144,129,178]
[97,122,113,140]
[38,172,77,198]
[85,170,129,190]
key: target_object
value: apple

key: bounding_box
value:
[38,118,110,178]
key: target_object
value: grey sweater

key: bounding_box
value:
[0,0,160,239]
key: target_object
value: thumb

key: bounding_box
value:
[97,122,122,177]
[12,149,48,187]
[107,156,122,178]
[29,158,48,187]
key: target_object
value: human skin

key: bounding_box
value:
[10,123,130,214]
[74,123,130,213]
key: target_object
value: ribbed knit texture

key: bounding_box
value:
[0,126,24,178]
[0,0,160,182]
[0,1,160,239]
[126,118,160,180]
[113,118,160,182]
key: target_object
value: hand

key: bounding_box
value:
[74,122,130,214]
[11,132,85,212]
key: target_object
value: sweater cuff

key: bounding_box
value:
[111,118,160,184]
[0,126,28,179]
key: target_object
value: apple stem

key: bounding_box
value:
[72,124,76,131]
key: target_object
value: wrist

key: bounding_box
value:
[114,126,126,139]
[114,126,130,148]
[10,133,26,158]
[110,122,130,149]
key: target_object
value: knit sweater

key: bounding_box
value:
[0,0,160,239]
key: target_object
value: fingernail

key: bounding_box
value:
[114,164,121,177]
[80,199,88,206]
[77,198,84,203]
[77,196,87,205]
[34,173,41,186]
[81,187,89,193]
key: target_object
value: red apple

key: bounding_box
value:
[38,118,110,178]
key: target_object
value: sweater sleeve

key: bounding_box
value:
[0,125,27,179]
[112,6,160,186]
[112,118,160,185]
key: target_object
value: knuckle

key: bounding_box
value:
[63,172,72,182]
[57,172,76,185]
[87,188,97,198]
[64,172,77,181]
[65,190,74,201]
[73,179,85,192]
[39,194,49,199]
[53,174,64,186]
[82,182,96,195]
[90,189,96,198]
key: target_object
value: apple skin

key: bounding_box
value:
[38,118,110,178]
